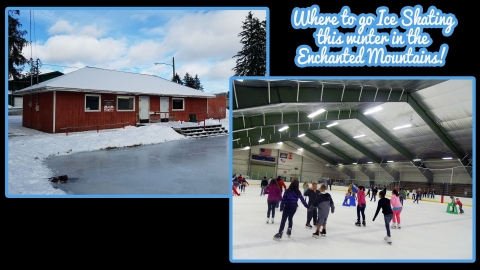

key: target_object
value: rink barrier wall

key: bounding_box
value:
[242,180,473,206]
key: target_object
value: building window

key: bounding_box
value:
[117,96,135,111]
[85,94,101,112]
[172,98,184,111]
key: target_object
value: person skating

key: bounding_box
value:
[372,190,394,244]
[260,177,269,196]
[456,198,464,213]
[275,176,287,208]
[264,178,282,224]
[355,185,367,227]
[310,184,335,238]
[273,179,309,241]
[370,185,378,202]
[241,178,249,194]
[232,177,240,196]
[304,182,320,229]
[390,189,403,229]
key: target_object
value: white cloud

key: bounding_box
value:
[78,25,106,38]
[23,35,128,65]
[48,20,76,35]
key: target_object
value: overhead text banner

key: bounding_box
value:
[291,5,458,67]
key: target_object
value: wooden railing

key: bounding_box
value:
[59,122,130,136]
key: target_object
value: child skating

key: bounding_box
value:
[355,185,367,227]
[456,198,464,213]
[273,179,309,241]
[310,184,334,238]
[372,190,394,244]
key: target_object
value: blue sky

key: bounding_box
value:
[9,7,267,94]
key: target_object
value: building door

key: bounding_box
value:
[160,97,169,122]
[139,96,149,123]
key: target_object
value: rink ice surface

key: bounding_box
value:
[231,187,474,262]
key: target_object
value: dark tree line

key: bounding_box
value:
[8,10,28,81]
[172,72,204,92]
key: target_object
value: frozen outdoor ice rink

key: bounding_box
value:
[231,185,474,262]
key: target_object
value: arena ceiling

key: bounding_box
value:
[232,79,473,182]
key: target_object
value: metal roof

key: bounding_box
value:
[232,79,473,181]
[14,66,215,98]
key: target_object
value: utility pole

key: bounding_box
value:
[172,57,175,79]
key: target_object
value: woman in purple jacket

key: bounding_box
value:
[264,179,282,224]
[273,179,309,241]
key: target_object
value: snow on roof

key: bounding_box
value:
[15,66,215,98]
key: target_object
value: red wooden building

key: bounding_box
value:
[15,67,226,133]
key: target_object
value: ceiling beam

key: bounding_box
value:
[327,127,400,180]
[356,113,432,182]
[406,93,472,177]
[232,110,356,132]
[304,133,376,179]
[233,85,409,110]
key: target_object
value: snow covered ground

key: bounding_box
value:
[6,112,229,196]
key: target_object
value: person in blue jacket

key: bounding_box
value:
[273,179,309,241]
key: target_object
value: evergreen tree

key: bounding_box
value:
[172,73,183,85]
[232,11,266,76]
[193,74,204,92]
[8,10,29,81]
[182,72,196,88]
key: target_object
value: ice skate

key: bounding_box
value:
[271,218,274,224]
[312,230,320,239]
[362,220,366,227]
[397,223,401,229]
[391,223,397,229]
[384,236,392,244]
[355,220,361,226]
[266,218,269,224]
[321,229,326,237]
[273,232,282,241]
[287,228,292,238]
[305,223,313,229]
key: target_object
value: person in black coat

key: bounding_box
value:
[372,190,394,244]
[303,182,320,229]
[260,177,269,196]
[370,185,378,202]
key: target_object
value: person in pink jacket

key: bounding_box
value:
[264,178,283,224]
[355,186,367,226]
[390,189,403,229]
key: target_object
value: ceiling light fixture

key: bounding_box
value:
[277,142,283,145]
[353,134,366,138]
[278,126,289,131]
[393,124,412,130]
[307,109,326,118]
[321,142,330,145]
[298,148,303,151]
[233,138,240,141]
[413,158,421,162]
[352,162,357,165]
[258,138,265,142]
[244,146,250,150]
[367,161,373,164]
[442,157,453,160]
[387,160,394,163]
[326,122,338,127]
[363,105,383,115]
[298,133,306,137]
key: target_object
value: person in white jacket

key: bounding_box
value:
[390,189,403,229]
